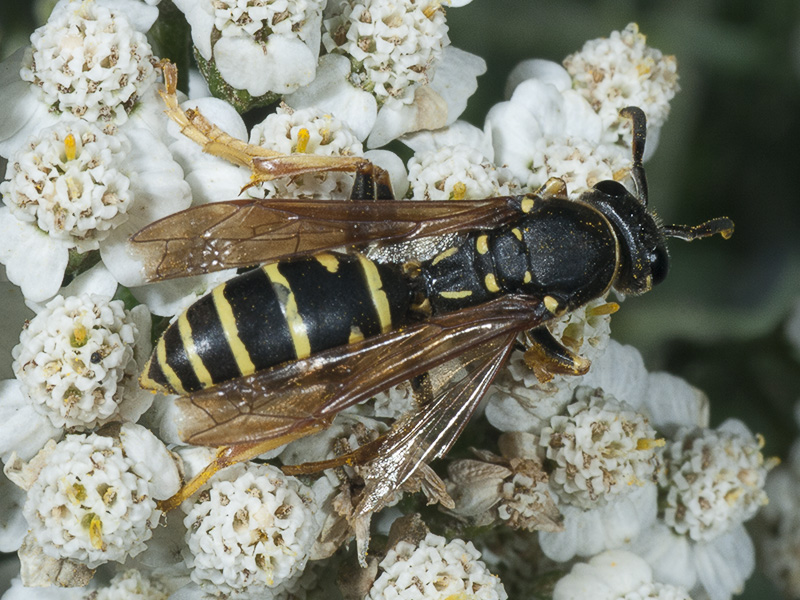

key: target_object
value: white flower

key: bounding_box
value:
[366,532,507,600]
[287,1,485,146]
[0,0,160,157]
[1,121,134,254]
[563,23,679,147]
[0,468,27,553]
[553,549,693,600]
[627,420,775,600]
[11,423,180,570]
[539,388,662,508]
[11,293,152,431]
[486,65,631,194]
[661,420,770,542]
[22,2,156,126]
[534,387,662,561]
[182,462,323,596]
[248,104,366,199]
[0,119,191,302]
[175,0,325,98]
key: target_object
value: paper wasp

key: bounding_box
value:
[131,63,733,559]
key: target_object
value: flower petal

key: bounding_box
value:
[0,209,68,303]
[429,46,486,126]
[0,379,61,462]
[285,54,378,142]
[505,59,571,99]
[214,34,317,96]
[0,48,57,158]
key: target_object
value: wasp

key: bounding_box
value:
[131,63,733,558]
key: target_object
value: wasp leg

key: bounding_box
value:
[158,420,330,512]
[158,60,371,184]
[350,162,396,201]
[523,326,591,383]
[535,177,569,200]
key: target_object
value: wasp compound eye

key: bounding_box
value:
[649,243,670,286]
[593,180,629,198]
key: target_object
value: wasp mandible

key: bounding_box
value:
[131,63,733,558]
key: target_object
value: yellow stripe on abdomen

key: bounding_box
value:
[263,263,312,359]
[212,284,257,376]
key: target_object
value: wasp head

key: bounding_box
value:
[583,106,733,296]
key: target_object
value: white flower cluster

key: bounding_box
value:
[366,532,507,600]
[407,145,512,201]
[21,2,156,129]
[564,23,679,142]
[12,294,149,430]
[539,387,662,509]
[182,463,322,595]
[661,423,770,542]
[0,122,132,253]
[323,0,448,106]
[17,424,179,569]
[249,104,365,199]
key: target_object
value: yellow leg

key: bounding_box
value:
[158,420,330,512]
[158,60,373,185]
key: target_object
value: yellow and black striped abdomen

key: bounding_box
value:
[141,252,411,395]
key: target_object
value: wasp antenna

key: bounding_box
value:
[663,217,735,241]
[620,106,649,206]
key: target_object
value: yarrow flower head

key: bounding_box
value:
[0,118,191,302]
[539,387,663,509]
[10,423,180,572]
[564,23,679,145]
[288,0,484,145]
[1,121,133,254]
[182,462,323,596]
[485,68,631,195]
[248,104,365,199]
[21,1,157,130]
[660,420,772,542]
[366,531,507,599]
[323,0,448,106]
[11,294,152,431]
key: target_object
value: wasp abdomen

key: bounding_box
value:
[141,252,411,395]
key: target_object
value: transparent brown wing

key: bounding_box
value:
[349,332,517,517]
[174,295,545,448]
[130,197,524,281]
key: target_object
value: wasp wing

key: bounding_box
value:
[130,197,523,281]
[348,331,516,515]
[174,295,545,448]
